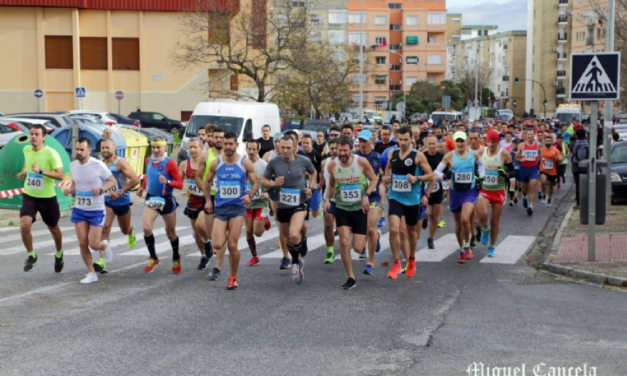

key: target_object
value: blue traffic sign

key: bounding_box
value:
[75,87,86,98]
[34,89,43,98]
[570,53,621,101]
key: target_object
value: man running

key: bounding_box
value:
[244,140,271,267]
[476,131,516,257]
[261,135,317,284]
[423,135,446,249]
[467,130,484,247]
[137,136,184,273]
[516,128,540,216]
[256,124,274,158]
[203,132,258,290]
[17,124,65,273]
[324,136,378,289]
[354,130,382,274]
[298,134,323,219]
[179,137,212,270]
[434,131,484,263]
[64,138,116,283]
[101,138,139,267]
[539,133,563,207]
[383,126,434,279]
[321,138,339,263]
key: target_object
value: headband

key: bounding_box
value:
[151,141,167,146]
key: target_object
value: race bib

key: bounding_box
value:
[543,160,554,170]
[211,177,218,192]
[279,188,300,206]
[392,174,411,192]
[484,171,499,186]
[145,196,166,211]
[219,181,241,199]
[454,170,473,184]
[524,150,537,161]
[26,172,43,190]
[442,180,449,190]
[340,184,362,202]
[431,181,440,193]
[187,178,203,196]
[247,182,261,200]
[75,191,95,210]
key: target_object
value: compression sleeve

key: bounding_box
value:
[505,162,516,178]
[434,163,447,180]
[165,159,184,189]
[475,158,486,178]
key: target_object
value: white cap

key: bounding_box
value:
[427,119,433,124]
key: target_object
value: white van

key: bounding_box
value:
[178,101,281,163]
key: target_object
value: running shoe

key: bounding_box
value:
[481,228,490,246]
[547,198,552,207]
[527,206,533,216]
[556,183,561,191]
[464,248,473,260]
[509,201,514,207]
[359,250,367,260]
[208,267,221,280]
[172,257,182,274]
[514,197,518,205]
[421,218,428,230]
[80,272,98,284]
[457,252,466,264]
[127,227,136,249]
[541,196,547,205]
[103,240,113,263]
[93,259,108,274]
[300,238,308,257]
[562,177,566,184]
[280,257,291,270]
[342,278,357,290]
[438,219,446,228]
[475,226,482,243]
[376,230,381,254]
[143,257,159,273]
[387,262,402,279]
[324,252,335,264]
[538,192,542,199]
[427,238,435,249]
[291,259,304,283]
[363,263,374,275]
[54,252,64,273]
[487,246,496,257]
[470,237,477,249]
[522,196,528,208]
[227,276,238,290]
[247,256,260,267]
[405,259,416,278]
[377,217,386,228]
[198,256,210,270]
[264,216,271,231]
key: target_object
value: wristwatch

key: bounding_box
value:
[38,169,44,175]
[167,180,171,185]
[98,188,104,196]
[426,193,431,199]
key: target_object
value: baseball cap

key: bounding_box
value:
[427,119,434,124]
[453,131,467,141]
[357,130,372,141]
[512,137,522,143]
[486,130,500,143]
[273,132,282,140]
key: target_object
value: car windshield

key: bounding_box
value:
[556,113,581,123]
[303,123,329,133]
[186,115,244,137]
[431,114,457,123]
[612,146,627,164]
[0,123,18,134]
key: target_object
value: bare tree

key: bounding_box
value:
[454,64,492,105]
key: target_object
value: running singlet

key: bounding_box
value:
[104,156,131,206]
[146,157,174,197]
[388,150,422,206]
[203,148,219,195]
[22,145,64,199]
[450,150,475,192]
[185,158,204,208]
[481,148,505,191]
[323,160,335,203]
[333,156,368,212]
[355,151,381,202]
[214,155,247,208]
[247,158,268,209]
[520,142,539,168]
[424,151,444,193]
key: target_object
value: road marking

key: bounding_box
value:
[1,227,75,244]
[480,235,535,264]
[335,231,391,260]
[260,232,335,259]
[0,226,20,233]
[0,227,120,256]
[119,233,195,256]
[415,234,460,262]
[186,227,281,257]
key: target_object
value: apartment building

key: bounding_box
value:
[347,0,447,110]
[446,13,462,42]
[460,25,498,40]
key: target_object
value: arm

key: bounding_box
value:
[433,153,452,180]
[242,159,257,206]
[319,159,327,189]
[140,158,149,190]
[63,180,76,196]
[382,149,393,186]
[474,151,486,178]
[164,159,183,189]
[32,154,64,181]
[117,159,140,196]
[203,160,218,202]
[416,153,434,184]
[17,162,26,180]
[99,174,117,195]
[361,158,378,196]
[196,153,208,196]
[515,146,524,162]
[178,161,186,187]
[324,161,336,214]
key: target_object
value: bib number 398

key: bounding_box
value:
[26,172,43,190]
[392,174,411,192]
[279,188,300,207]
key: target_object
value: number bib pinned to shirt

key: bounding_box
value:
[279,188,300,206]
[145,196,166,211]
[483,171,499,187]
[543,160,554,170]
[431,181,440,193]
[247,183,261,200]
[454,170,473,184]
[75,191,95,210]
[26,172,43,190]
[186,178,203,196]
[219,181,241,199]
[524,150,538,162]
[340,184,362,202]
[392,174,411,192]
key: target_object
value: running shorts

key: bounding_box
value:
[71,208,106,227]
[479,189,506,206]
[246,207,268,221]
[213,204,246,222]
[540,171,558,185]
[449,189,478,214]
[519,165,539,183]
[105,202,131,217]
[335,207,367,235]
[276,203,309,224]
[388,199,424,227]
[20,193,60,227]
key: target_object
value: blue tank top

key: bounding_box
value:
[388,149,422,206]
[451,150,475,192]
[355,150,381,201]
[147,157,173,197]
[215,155,247,208]
[104,157,131,206]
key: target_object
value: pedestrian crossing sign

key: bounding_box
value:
[75,87,86,98]
[569,52,621,101]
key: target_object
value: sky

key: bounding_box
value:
[447,0,528,33]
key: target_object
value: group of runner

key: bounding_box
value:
[15,117,570,290]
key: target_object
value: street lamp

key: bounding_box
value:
[389,50,405,122]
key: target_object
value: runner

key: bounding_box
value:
[324,136,378,289]
[476,131,516,257]
[244,140,271,267]
[198,126,208,154]
[314,131,327,155]
[261,135,317,284]
[64,138,116,283]
[354,130,382,274]
[101,138,139,266]
[178,137,212,270]
[321,138,339,263]
[467,130,484,247]
[539,133,563,207]
[256,124,274,158]
[423,135,446,249]
[382,126,434,279]
[285,129,312,256]
[137,136,184,274]
[437,141,450,227]
[374,125,395,227]
[434,131,484,264]
[515,128,540,216]
[555,135,570,190]
[508,137,522,206]
[17,124,65,273]
[298,134,323,219]
[203,132,259,290]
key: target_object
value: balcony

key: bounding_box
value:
[389,64,401,71]
[586,37,594,46]
[557,88,566,97]
[390,44,402,51]
[559,0,568,7]
[558,15,568,25]
[558,33,568,43]
[557,52,567,61]
[503,75,510,81]
[557,70,566,80]
[389,85,401,91]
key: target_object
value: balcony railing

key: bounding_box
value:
[557,70,566,77]
[558,15,568,23]
[558,33,568,41]
[389,44,402,51]
[389,85,401,91]
[390,65,401,71]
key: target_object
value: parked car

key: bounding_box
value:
[2,112,72,128]
[0,117,56,134]
[408,113,428,124]
[0,121,22,148]
[282,117,306,131]
[611,141,627,204]
[496,109,514,122]
[109,113,140,127]
[128,111,185,134]
[65,110,119,127]
[69,115,106,126]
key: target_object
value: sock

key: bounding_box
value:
[204,240,212,257]
[489,244,495,248]
[484,227,489,232]
[171,237,180,260]
[28,251,36,258]
[393,258,401,265]
[327,246,334,254]
[288,243,300,264]
[428,238,433,242]
[463,241,470,249]
[409,255,415,261]
[367,261,374,266]
[145,234,157,259]
[247,238,257,257]
[55,250,63,258]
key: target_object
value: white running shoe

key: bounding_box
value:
[291,259,304,283]
[103,240,114,263]
[80,272,98,284]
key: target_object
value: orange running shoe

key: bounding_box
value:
[143,257,160,273]
[172,257,182,274]
[387,261,402,279]
[405,258,416,278]
[247,256,260,267]
[227,276,238,290]
[464,248,473,260]
[457,252,466,264]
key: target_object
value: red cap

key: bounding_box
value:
[486,130,500,143]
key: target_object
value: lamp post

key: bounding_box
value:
[358,0,364,121]
[604,0,615,208]
[389,50,405,121]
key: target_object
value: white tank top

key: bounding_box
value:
[323,159,335,203]
[269,150,279,160]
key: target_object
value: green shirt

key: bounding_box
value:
[22,145,63,198]
[333,156,368,211]
[247,158,269,210]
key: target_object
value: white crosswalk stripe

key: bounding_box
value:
[0,227,105,256]
[415,234,461,262]
[0,226,20,233]
[2,227,75,244]
[480,235,535,265]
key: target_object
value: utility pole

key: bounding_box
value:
[603,0,615,208]
[358,0,364,121]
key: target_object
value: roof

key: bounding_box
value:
[446,30,527,45]
[0,0,239,12]
[462,25,499,30]
[447,13,462,17]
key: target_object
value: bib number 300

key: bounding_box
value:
[219,181,241,199]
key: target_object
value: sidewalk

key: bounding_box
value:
[544,205,627,287]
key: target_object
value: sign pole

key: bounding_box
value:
[588,101,598,262]
[118,100,121,115]
[604,0,616,209]
[37,98,40,112]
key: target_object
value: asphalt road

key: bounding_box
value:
[1,175,626,376]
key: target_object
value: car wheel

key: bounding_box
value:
[169,126,180,135]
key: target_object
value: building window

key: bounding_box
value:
[428,76,435,84]
[452,18,461,23]
[451,35,461,41]
[375,37,387,44]
[375,75,387,85]
[291,1,305,7]
[352,73,367,85]
[428,36,436,43]
[80,37,107,70]
[208,13,230,45]
[406,16,418,26]
[375,16,387,25]
[349,12,367,24]
[427,54,442,64]
[390,24,401,31]
[427,12,446,24]
[406,77,417,87]
[375,96,386,107]
[376,56,386,65]
[348,32,367,46]
[389,44,401,51]
[329,10,347,25]
[45,36,73,69]
[112,38,139,70]
[388,3,401,9]
[406,56,418,64]
[309,14,321,25]
[390,65,401,71]
[230,74,238,91]
[329,30,346,45]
